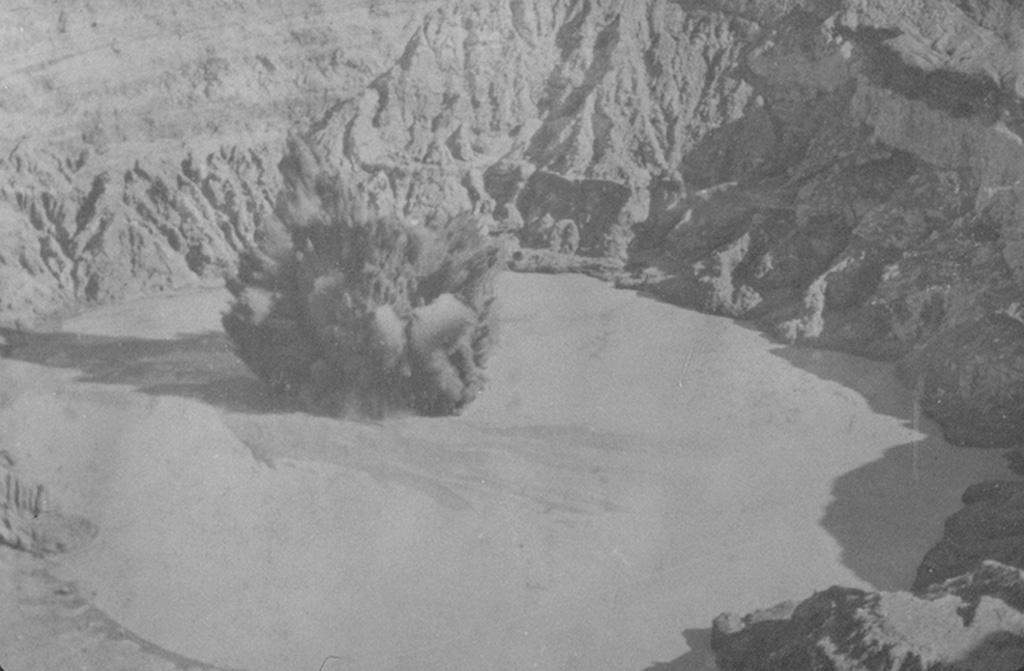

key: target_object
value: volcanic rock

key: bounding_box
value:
[712,561,1024,671]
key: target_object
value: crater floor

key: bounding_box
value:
[0,273,1011,671]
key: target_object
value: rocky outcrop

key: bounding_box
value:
[711,561,1024,671]
[0,140,282,328]
[716,476,1024,670]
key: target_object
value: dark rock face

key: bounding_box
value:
[516,172,630,259]
[712,561,1024,671]
[912,316,1024,448]
[613,0,1024,448]
[915,481,1024,593]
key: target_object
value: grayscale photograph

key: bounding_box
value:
[0,0,1023,670]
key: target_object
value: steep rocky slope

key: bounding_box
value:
[256,0,1024,447]
[6,0,1020,445]
[302,0,761,262]
[915,479,1024,592]
[622,0,1024,449]
[0,0,435,328]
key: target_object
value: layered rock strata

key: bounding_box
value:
[0,0,434,328]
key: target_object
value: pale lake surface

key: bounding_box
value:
[0,272,1011,671]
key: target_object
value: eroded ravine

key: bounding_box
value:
[0,273,1012,671]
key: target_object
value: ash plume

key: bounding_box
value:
[223,134,501,417]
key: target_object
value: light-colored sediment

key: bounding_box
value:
[0,273,1011,671]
